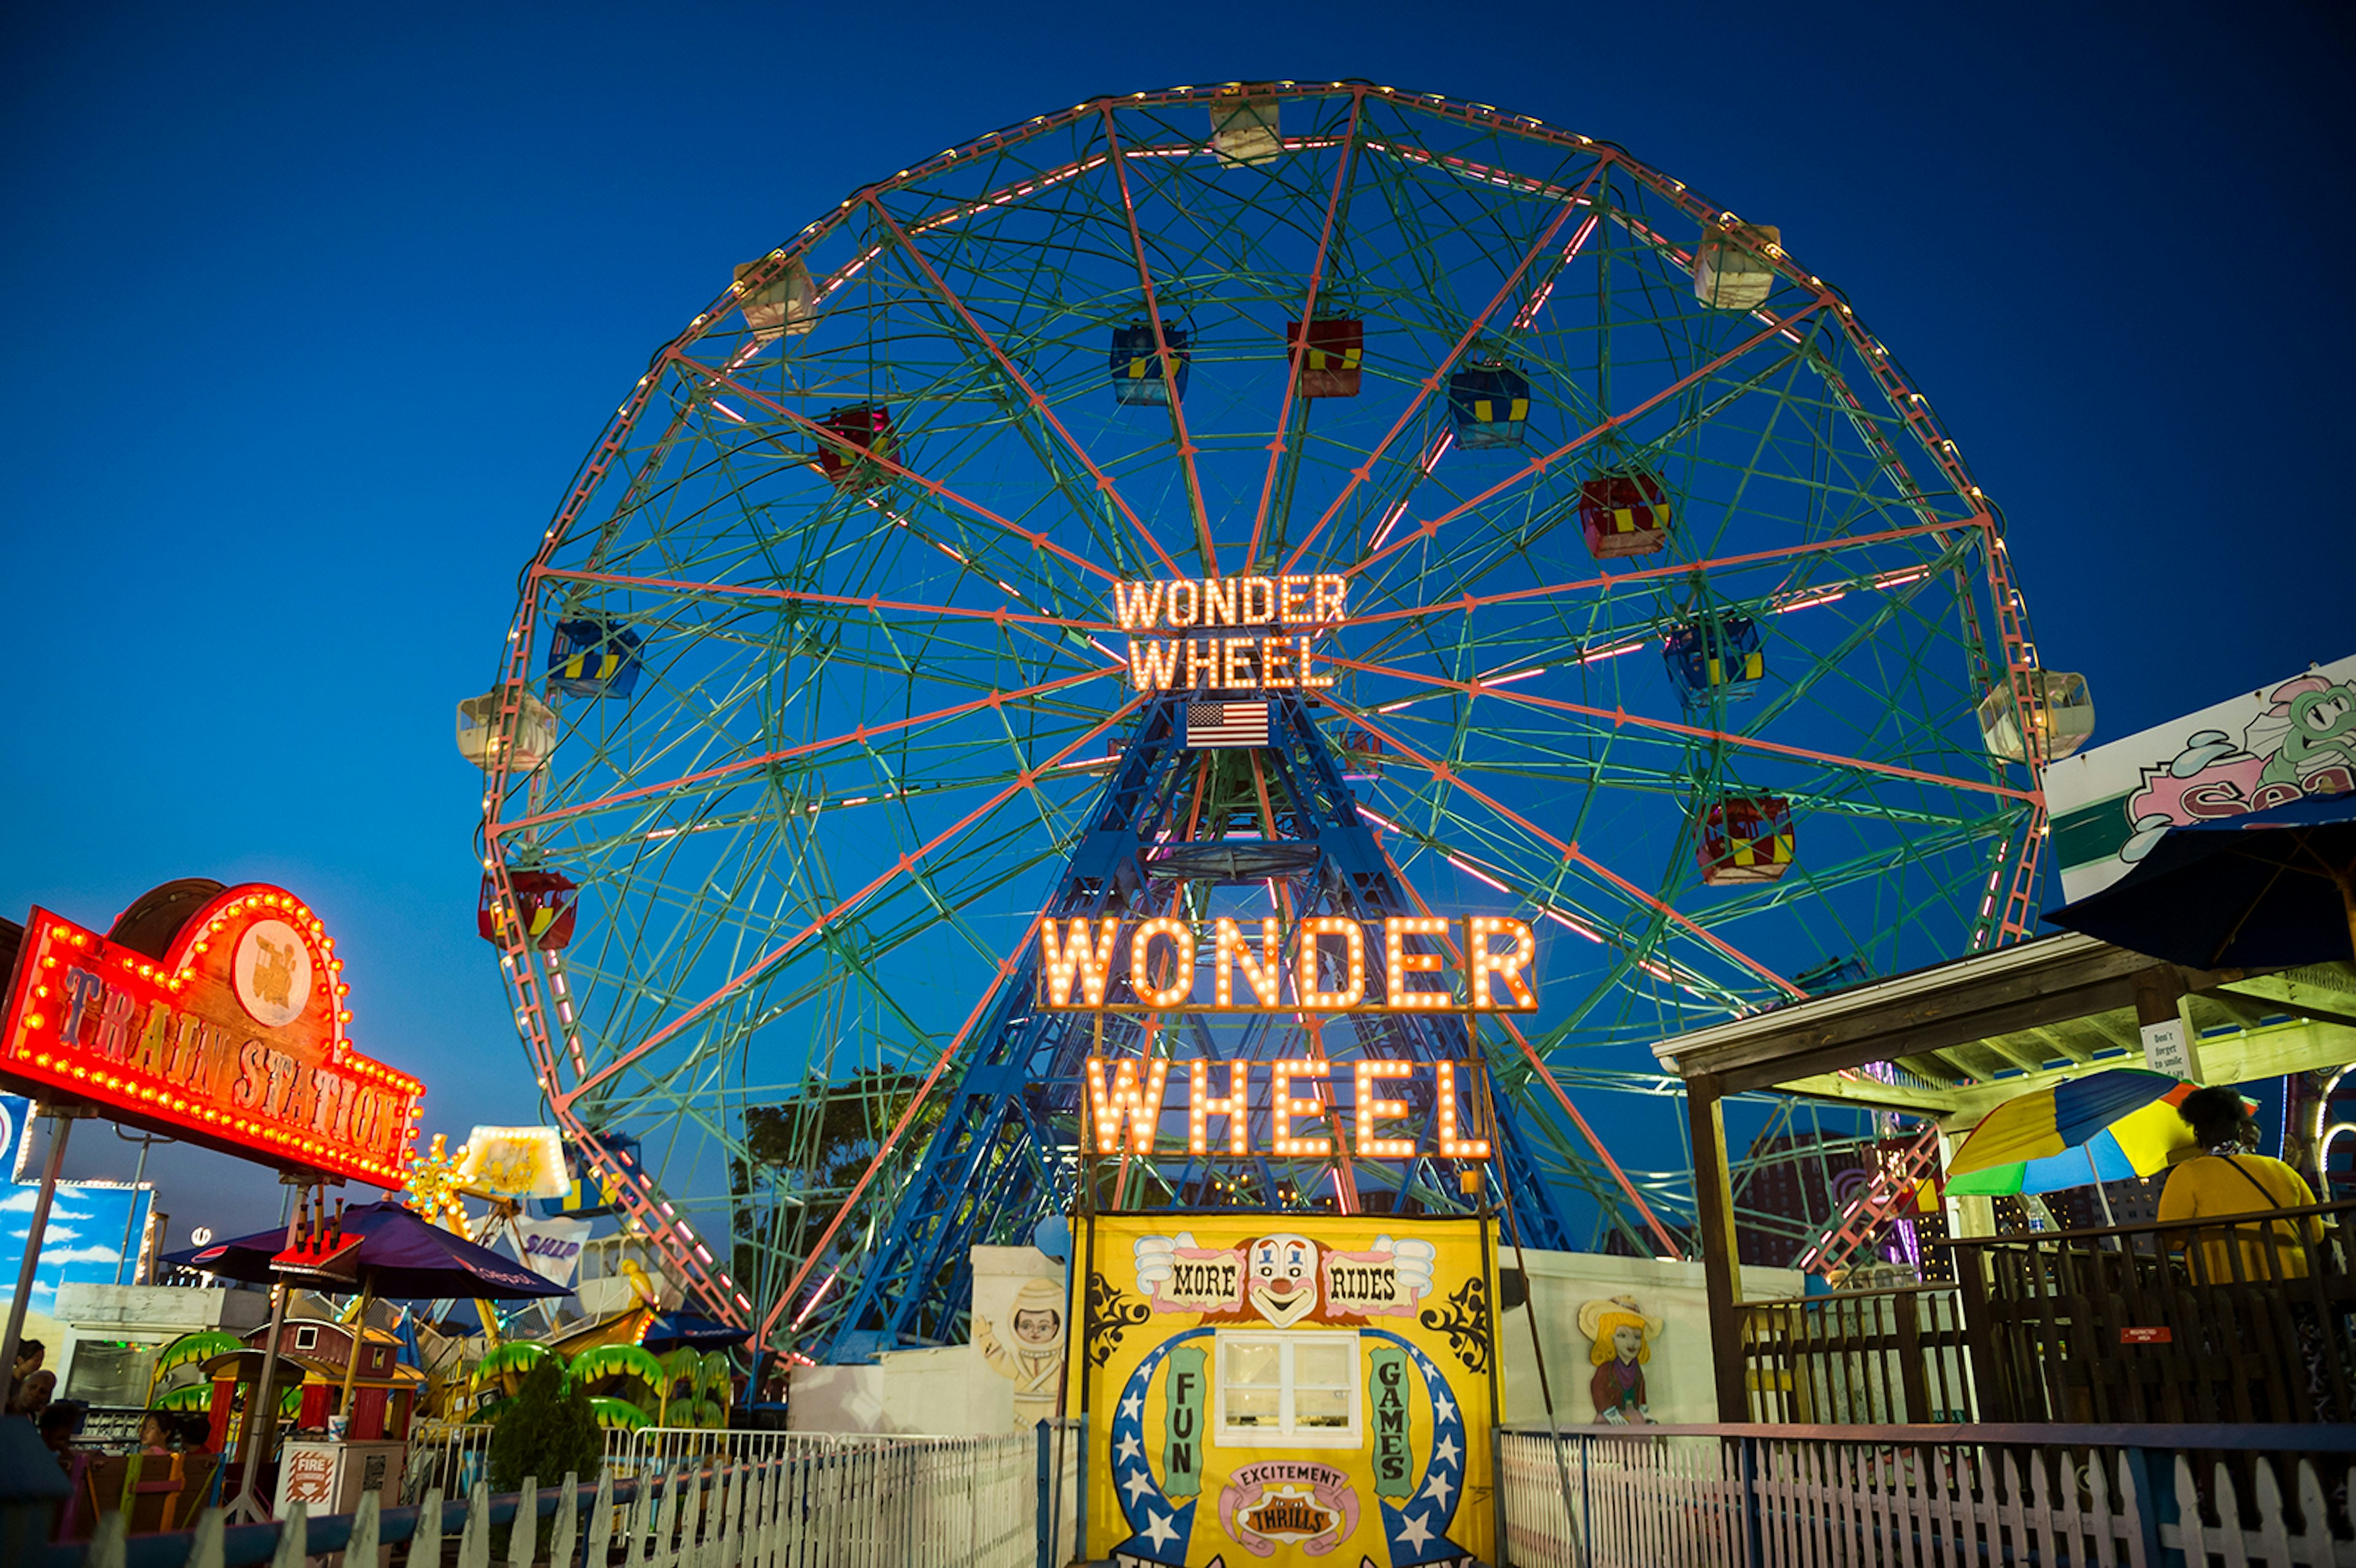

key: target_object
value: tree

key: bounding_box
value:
[487,1353,602,1494]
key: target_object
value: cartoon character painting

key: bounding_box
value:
[2120,673,2356,867]
[1577,1295,1661,1425]
[977,1275,1068,1426]
[1134,1229,1439,1325]
[251,934,299,1012]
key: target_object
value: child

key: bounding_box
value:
[137,1410,179,1454]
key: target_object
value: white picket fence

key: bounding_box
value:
[1499,1427,2356,1568]
[65,1433,1037,1568]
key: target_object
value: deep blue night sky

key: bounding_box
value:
[3,2,2349,1239]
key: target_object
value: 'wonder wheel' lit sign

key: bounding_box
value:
[1035,915,1538,1014]
[1116,574,1345,691]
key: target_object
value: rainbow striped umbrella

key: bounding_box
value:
[1946,1068,2200,1196]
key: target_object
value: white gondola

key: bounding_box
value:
[734,257,815,344]
[1692,221,1782,310]
[1977,671,2095,763]
[1210,96,1281,166]
[456,689,558,773]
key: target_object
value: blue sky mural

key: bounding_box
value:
[0,1097,155,1323]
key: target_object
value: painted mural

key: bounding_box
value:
[1072,1215,1496,1568]
[2046,653,2356,902]
[1575,1294,1661,1424]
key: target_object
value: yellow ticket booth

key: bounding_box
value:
[1071,1213,1499,1567]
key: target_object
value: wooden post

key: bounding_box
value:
[507,1475,537,1567]
[269,1502,309,1568]
[348,1489,381,1568]
[408,1485,445,1568]
[1687,1072,1750,1423]
[549,1472,580,1568]
[2132,966,2203,1083]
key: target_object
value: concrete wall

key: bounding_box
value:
[1497,1248,1805,1426]
[789,1343,1010,1435]
[790,1242,1800,1434]
[53,1282,272,1404]
[788,1361,887,1432]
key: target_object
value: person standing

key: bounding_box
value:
[6,1340,55,1416]
[2157,1086,2324,1284]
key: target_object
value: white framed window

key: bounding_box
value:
[293,1325,318,1350]
[1212,1329,1361,1448]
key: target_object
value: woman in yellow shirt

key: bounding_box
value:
[2156,1086,2324,1283]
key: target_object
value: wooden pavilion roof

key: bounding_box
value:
[1652,932,2356,1127]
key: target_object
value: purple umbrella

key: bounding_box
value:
[164,1200,569,1300]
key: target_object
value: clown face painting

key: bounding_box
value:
[1248,1234,1320,1328]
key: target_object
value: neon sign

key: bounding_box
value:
[0,885,424,1186]
[1036,915,1538,1013]
[1084,1055,1492,1160]
[1115,575,1344,692]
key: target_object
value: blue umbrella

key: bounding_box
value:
[2047,792,2356,968]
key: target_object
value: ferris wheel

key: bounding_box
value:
[466,82,2072,1344]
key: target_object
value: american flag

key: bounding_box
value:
[1185,699,1271,749]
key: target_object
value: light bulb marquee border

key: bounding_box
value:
[1033,914,1540,1015]
[0,883,425,1187]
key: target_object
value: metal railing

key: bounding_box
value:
[41,1430,1039,1568]
[1950,1195,2356,1424]
[1737,1283,1976,1424]
[1499,1422,2356,1568]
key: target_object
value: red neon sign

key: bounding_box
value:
[0,883,423,1186]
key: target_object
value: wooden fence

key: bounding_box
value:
[36,1432,1038,1568]
[1950,1197,2356,1425]
[1737,1285,1974,1424]
[1499,1423,2356,1568]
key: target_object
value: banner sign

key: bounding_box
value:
[1074,1214,1497,1568]
[2046,655,2356,902]
[0,884,424,1186]
[512,1213,593,1287]
[456,1124,572,1199]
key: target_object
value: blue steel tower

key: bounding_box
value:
[813,694,1574,1361]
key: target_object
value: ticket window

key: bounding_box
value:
[1213,1331,1362,1448]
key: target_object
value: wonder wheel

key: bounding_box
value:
[468,83,2060,1349]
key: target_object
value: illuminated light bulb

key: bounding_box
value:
[1128,917,1195,1008]
[1434,1061,1492,1159]
[23,1015,41,1031]
[1189,1059,1249,1156]
[1466,916,1539,1010]
[1270,1059,1331,1156]
[1212,918,1283,1009]
[1383,916,1451,1009]
[1087,1055,1172,1153]
[1295,917,1366,1009]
